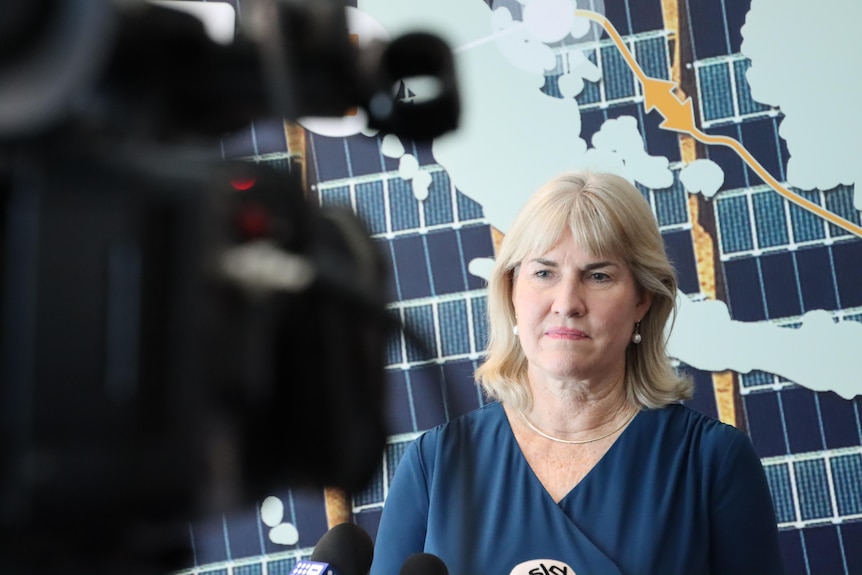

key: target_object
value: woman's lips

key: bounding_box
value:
[545,327,589,339]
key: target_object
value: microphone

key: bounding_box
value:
[289,523,374,575]
[508,558,575,575]
[399,553,449,575]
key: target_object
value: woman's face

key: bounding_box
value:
[511,229,652,387]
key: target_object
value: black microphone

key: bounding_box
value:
[399,553,449,575]
[289,523,374,575]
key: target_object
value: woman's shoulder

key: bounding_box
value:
[645,403,751,453]
[417,401,506,444]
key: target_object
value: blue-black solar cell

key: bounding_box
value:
[662,230,699,294]
[842,521,862,575]
[385,369,414,434]
[224,508,265,559]
[723,257,766,321]
[698,64,734,122]
[794,459,832,521]
[253,119,287,155]
[355,181,387,235]
[804,525,845,575]
[392,235,432,300]
[601,47,637,101]
[388,177,420,231]
[603,0,632,36]
[346,134,384,177]
[355,509,382,542]
[635,38,668,80]
[741,118,783,185]
[789,190,826,243]
[424,172,455,227]
[290,490,328,549]
[725,0,751,53]
[606,102,640,122]
[743,391,787,457]
[411,138,437,166]
[777,531,806,575]
[320,185,351,209]
[442,359,483,420]
[825,186,861,239]
[456,190,485,221]
[819,392,860,449]
[796,246,838,312]
[408,364,449,430]
[576,51,602,105]
[832,240,862,308]
[642,108,681,162]
[311,134,350,181]
[627,1,664,34]
[472,295,489,352]
[191,516,229,565]
[381,150,399,172]
[764,464,795,524]
[752,191,789,249]
[717,195,754,254]
[438,300,471,357]
[795,246,838,312]
[679,366,718,420]
[705,124,748,191]
[831,454,862,516]
[385,330,403,366]
[426,230,466,295]
[403,305,437,362]
[733,59,770,116]
[581,109,607,145]
[378,240,399,303]
[542,74,563,99]
[685,0,732,59]
[780,388,825,453]
[759,251,801,319]
[459,225,495,290]
[654,178,689,226]
[221,125,255,158]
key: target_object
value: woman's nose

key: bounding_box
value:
[552,278,586,317]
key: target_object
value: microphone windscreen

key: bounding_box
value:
[309,522,374,575]
[399,553,449,575]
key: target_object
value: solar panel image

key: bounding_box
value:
[175,0,862,573]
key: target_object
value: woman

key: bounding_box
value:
[370,172,784,575]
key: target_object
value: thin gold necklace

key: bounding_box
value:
[518,407,638,445]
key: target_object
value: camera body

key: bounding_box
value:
[0,0,458,572]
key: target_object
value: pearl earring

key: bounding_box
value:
[631,321,642,344]
[513,325,519,336]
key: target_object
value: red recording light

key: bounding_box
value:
[230,178,256,191]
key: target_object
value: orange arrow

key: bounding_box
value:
[574,9,862,239]
[641,76,697,133]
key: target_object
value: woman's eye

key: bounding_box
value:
[590,272,610,282]
[534,269,552,279]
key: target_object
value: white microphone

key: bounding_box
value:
[289,523,374,575]
[508,558,576,575]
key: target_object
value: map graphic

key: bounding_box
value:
[180,1,862,574]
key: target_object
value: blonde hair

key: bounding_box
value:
[475,171,692,410]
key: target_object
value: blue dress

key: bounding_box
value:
[370,402,784,575]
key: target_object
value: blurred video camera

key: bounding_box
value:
[0,0,459,573]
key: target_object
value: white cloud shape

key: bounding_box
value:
[680,159,725,198]
[741,0,862,209]
[668,295,862,399]
[522,0,576,43]
[591,116,673,189]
